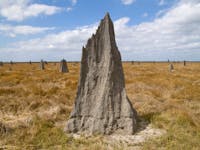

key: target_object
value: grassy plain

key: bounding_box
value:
[0,62,200,149]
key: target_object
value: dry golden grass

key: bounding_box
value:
[0,62,200,149]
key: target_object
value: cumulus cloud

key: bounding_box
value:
[0,24,54,37]
[8,24,97,53]
[1,24,97,61]
[0,0,61,21]
[121,0,136,5]
[1,0,200,61]
[114,0,200,60]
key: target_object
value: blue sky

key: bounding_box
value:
[0,0,200,61]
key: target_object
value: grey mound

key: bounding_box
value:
[170,64,174,72]
[60,59,69,73]
[65,13,137,135]
[40,59,45,70]
[184,60,186,66]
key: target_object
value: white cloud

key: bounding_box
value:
[66,7,73,12]
[67,0,77,12]
[9,24,97,52]
[142,13,148,17]
[1,0,200,61]
[115,0,200,60]
[71,0,77,6]
[159,0,165,6]
[0,24,97,61]
[180,0,200,3]
[0,24,54,37]
[0,0,61,21]
[156,9,169,17]
[121,0,136,5]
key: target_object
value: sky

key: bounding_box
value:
[0,0,200,62]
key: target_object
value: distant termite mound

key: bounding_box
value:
[65,13,137,135]
[0,62,3,66]
[40,59,45,70]
[184,60,186,66]
[170,64,174,72]
[60,59,69,73]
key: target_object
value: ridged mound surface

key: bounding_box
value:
[65,13,137,135]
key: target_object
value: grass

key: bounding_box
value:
[0,62,200,149]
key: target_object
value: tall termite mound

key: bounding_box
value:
[40,59,45,70]
[65,13,137,135]
[60,59,69,73]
